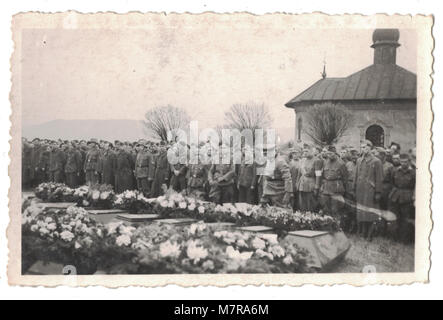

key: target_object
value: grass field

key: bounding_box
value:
[331,234,415,273]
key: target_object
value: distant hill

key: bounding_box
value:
[22,119,148,142]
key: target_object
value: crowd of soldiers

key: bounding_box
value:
[22,137,416,243]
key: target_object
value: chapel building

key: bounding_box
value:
[285,29,417,151]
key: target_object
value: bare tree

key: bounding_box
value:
[303,102,353,146]
[224,102,273,146]
[225,102,273,132]
[144,105,191,141]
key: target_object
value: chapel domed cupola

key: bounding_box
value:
[371,29,401,65]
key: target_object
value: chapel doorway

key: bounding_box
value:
[365,124,385,147]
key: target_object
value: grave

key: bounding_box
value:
[40,202,77,209]
[205,222,237,229]
[117,214,160,223]
[285,230,351,271]
[236,226,275,233]
[156,218,198,226]
[88,209,128,215]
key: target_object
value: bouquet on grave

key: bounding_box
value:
[129,222,309,274]
[113,190,155,214]
[34,182,75,202]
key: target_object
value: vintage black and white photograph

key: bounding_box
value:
[8,13,432,286]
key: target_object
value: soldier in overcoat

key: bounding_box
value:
[134,141,152,196]
[98,142,116,188]
[260,146,293,208]
[114,141,136,193]
[353,140,384,241]
[237,145,257,204]
[208,145,236,204]
[83,139,101,186]
[319,146,348,217]
[64,143,83,188]
[48,142,66,183]
[151,143,171,197]
[389,153,416,243]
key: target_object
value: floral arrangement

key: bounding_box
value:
[88,184,115,209]
[34,182,75,202]
[73,185,90,206]
[22,205,106,274]
[145,191,340,233]
[129,222,308,274]
[22,205,309,274]
[113,190,154,214]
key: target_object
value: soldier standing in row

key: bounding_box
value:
[288,149,301,211]
[296,147,319,212]
[374,148,395,211]
[237,145,257,204]
[64,143,83,188]
[319,146,348,217]
[208,145,236,204]
[170,143,189,193]
[187,146,209,201]
[83,139,101,186]
[134,140,152,196]
[151,142,170,197]
[389,153,416,243]
[260,146,293,208]
[48,142,66,183]
[114,141,135,193]
[99,141,116,187]
[353,140,384,241]
[34,143,50,185]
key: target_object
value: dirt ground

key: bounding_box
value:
[331,234,415,273]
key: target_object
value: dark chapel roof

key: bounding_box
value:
[285,29,417,109]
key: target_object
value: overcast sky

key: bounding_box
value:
[21,26,417,140]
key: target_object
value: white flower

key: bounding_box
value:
[75,241,82,249]
[116,235,132,247]
[167,200,175,208]
[160,200,169,208]
[188,203,196,211]
[226,246,253,261]
[45,217,53,224]
[100,191,110,200]
[283,255,294,265]
[107,222,123,235]
[60,231,75,242]
[186,241,208,264]
[202,260,215,270]
[236,239,248,248]
[96,229,103,238]
[30,225,39,232]
[214,231,228,239]
[252,237,266,250]
[159,241,181,258]
[270,245,285,258]
[120,225,136,236]
[39,227,50,236]
[198,206,205,214]
[260,234,279,245]
[188,223,206,236]
[47,223,57,231]
[179,201,187,209]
